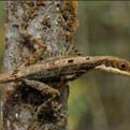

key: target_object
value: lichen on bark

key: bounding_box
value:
[3,1,78,130]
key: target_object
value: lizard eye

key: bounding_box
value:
[118,62,128,70]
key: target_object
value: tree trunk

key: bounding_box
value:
[3,1,78,130]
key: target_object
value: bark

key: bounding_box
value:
[3,1,78,130]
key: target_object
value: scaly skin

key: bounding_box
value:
[0,56,130,84]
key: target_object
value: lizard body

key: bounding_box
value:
[0,55,130,84]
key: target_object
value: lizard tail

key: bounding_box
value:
[0,73,18,83]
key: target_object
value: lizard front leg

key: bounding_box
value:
[22,79,60,98]
[22,79,63,130]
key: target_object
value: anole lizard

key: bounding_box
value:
[0,55,130,84]
[3,2,130,128]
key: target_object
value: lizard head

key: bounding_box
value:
[95,57,130,76]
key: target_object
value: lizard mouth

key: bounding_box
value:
[95,64,130,76]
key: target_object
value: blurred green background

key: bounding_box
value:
[1,1,130,130]
[0,1,5,71]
